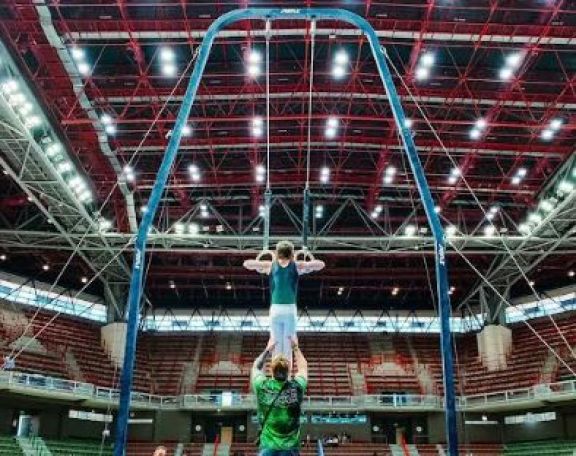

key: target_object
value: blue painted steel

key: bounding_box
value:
[114,8,458,456]
[317,439,325,456]
[302,187,311,248]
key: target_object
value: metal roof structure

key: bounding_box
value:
[0,1,574,315]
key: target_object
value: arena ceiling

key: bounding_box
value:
[0,1,575,314]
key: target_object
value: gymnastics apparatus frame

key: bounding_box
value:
[114,8,459,456]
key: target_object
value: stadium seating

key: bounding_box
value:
[230,442,504,455]
[2,303,575,397]
[126,441,203,455]
[503,440,576,455]
[0,436,23,455]
[44,439,113,455]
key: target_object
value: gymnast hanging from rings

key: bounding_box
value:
[244,241,324,369]
[244,18,324,369]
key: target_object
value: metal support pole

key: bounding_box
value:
[113,8,458,455]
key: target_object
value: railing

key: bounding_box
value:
[2,369,576,411]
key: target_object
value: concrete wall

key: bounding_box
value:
[1,396,576,446]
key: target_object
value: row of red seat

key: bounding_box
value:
[1,306,574,396]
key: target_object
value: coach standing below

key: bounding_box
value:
[251,337,308,456]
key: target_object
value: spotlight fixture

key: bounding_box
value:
[188,164,201,182]
[325,117,339,139]
[320,166,330,184]
[404,224,417,236]
[383,166,396,185]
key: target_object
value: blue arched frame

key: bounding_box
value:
[114,8,459,455]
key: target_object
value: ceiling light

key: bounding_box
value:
[169,281,176,289]
[68,176,86,191]
[45,142,62,158]
[334,50,349,66]
[483,225,496,237]
[104,124,116,135]
[78,190,93,203]
[320,166,330,184]
[188,223,200,235]
[475,118,487,130]
[337,287,344,296]
[77,62,90,75]
[557,180,574,194]
[159,47,175,62]
[255,164,266,183]
[403,118,414,128]
[450,167,461,177]
[415,66,430,81]
[499,67,514,81]
[101,113,113,125]
[98,217,112,232]
[140,205,148,214]
[315,205,324,219]
[469,128,481,140]
[516,168,528,178]
[0,254,6,261]
[7,92,26,107]
[434,205,442,214]
[188,164,201,182]
[182,124,192,137]
[518,223,531,235]
[505,52,523,69]
[541,129,554,141]
[57,161,73,174]
[326,116,339,129]
[527,212,542,224]
[391,287,399,296]
[528,280,535,287]
[162,63,177,77]
[538,199,554,212]
[332,65,346,79]
[18,102,34,117]
[325,127,337,139]
[247,50,262,65]
[446,225,458,237]
[1,79,19,94]
[568,270,575,278]
[81,276,88,284]
[420,52,435,67]
[225,282,232,290]
[247,64,261,78]
[404,224,417,236]
[24,116,42,129]
[174,223,185,234]
[258,205,266,217]
[42,264,50,271]
[371,204,383,219]
[511,176,521,185]
[71,47,85,61]
[549,118,563,131]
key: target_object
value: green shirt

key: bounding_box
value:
[252,373,307,450]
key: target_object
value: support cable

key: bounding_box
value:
[262,19,272,255]
[383,49,576,364]
[2,46,200,367]
[298,19,316,260]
